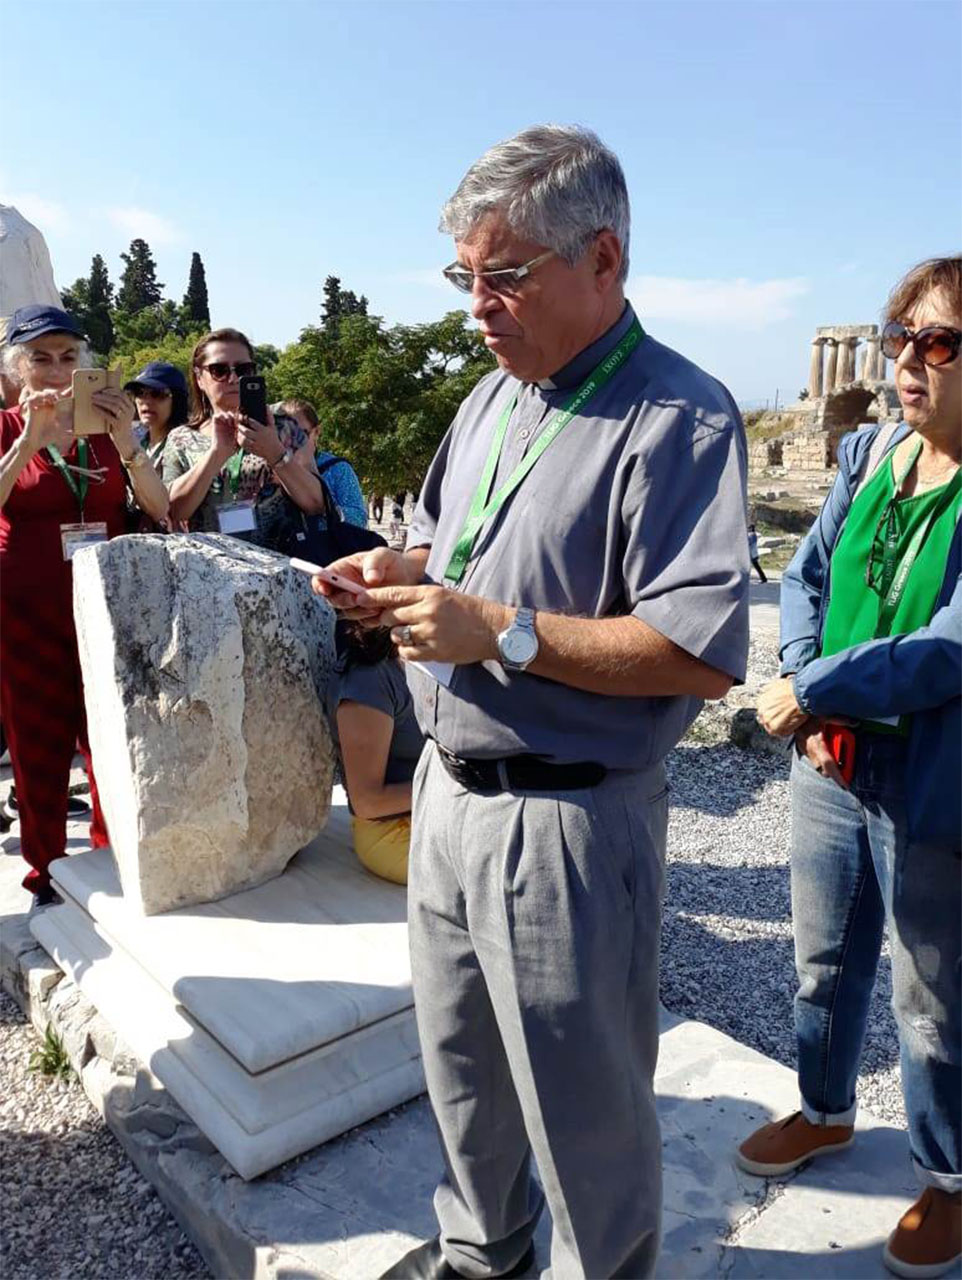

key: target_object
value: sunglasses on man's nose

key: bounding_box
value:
[881,321,962,368]
[201,361,257,382]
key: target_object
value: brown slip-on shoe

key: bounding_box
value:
[883,1188,962,1278]
[735,1110,854,1176]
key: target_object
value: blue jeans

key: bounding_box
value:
[790,734,961,1192]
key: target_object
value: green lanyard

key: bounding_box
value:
[224,448,246,499]
[47,439,89,517]
[443,318,645,585]
[875,443,961,636]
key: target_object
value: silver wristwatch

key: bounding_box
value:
[272,448,294,470]
[497,606,539,671]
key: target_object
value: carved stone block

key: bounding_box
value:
[73,534,336,914]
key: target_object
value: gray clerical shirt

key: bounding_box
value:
[405,304,749,770]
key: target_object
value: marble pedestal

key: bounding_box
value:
[30,791,424,1179]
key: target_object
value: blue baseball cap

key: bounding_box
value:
[124,360,190,428]
[123,361,188,398]
[6,304,87,345]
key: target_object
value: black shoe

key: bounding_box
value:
[29,886,63,914]
[2,789,89,821]
[1,788,18,824]
[379,1236,535,1280]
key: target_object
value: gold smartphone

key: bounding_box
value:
[72,368,120,436]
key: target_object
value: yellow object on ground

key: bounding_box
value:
[351,814,410,885]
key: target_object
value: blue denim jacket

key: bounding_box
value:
[781,422,961,846]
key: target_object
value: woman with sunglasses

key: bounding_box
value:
[0,305,169,908]
[165,328,324,537]
[737,257,961,1279]
[123,360,190,531]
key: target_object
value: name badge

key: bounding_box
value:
[61,522,109,561]
[216,500,257,534]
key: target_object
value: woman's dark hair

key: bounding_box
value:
[885,256,962,325]
[187,328,256,426]
[338,622,396,671]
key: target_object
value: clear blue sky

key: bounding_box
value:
[4,0,960,403]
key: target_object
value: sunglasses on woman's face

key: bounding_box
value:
[201,361,256,382]
[881,321,962,368]
[133,386,171,401]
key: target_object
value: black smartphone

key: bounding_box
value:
[238,374,268,424]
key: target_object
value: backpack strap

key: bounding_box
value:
[853,421,902,499]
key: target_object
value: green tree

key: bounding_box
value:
[60,277,90,329]
[182,251,211,328]
[320,275,368,338]
[84,254,115,356]
[60,255,115,357]
[112,300,193,358]
[271,309,492,493]
[116,238,164,315]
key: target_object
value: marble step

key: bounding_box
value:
[49,792,414,1074]
[31,894,425,1180]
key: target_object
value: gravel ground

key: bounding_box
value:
[0,615,904,1277]
[659,631,905,1129]
[0,990,208,1280]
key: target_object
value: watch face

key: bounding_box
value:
[501,628,538,666]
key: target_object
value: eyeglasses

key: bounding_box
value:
[200,361,257,382]
[442,250,555,295]
[133,386,171,400]
[881,321,962,368]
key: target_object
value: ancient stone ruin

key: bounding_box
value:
[72,533,338,914]
[749,323,901,476]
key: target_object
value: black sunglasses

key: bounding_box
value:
[201,361,257,382]
[881,321,962,368]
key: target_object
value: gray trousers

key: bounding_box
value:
[408,743,668,1279]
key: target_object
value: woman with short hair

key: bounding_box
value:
[737,256,961,1278]
[0,305,168,906]
[275,397,368,529]
[165,329,324,539]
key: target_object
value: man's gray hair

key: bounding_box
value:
[440,124,631,282]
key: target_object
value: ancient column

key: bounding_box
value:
[836,336,856,386]
[808,337,826,397]
[823,338,839,392]
[877,352,887,381]
[863,334,881,380]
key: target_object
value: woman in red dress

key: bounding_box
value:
[0,306,169,907]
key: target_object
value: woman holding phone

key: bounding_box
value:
[0,305,168,907]
[165,328,324,540]
[737,257,961,1279]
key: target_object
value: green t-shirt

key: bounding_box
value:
[821,449,961,729]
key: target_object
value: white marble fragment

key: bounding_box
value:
[73,533,337,914]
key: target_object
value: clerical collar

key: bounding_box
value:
[537,304,636,391]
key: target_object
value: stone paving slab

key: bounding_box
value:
[0,746,929,1279]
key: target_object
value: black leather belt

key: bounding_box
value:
[435,743,606,793]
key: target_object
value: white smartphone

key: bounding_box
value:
[289,558,369,597]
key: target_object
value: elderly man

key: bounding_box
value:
[317,125,749,1280]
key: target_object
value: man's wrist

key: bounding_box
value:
[481,599,512,662]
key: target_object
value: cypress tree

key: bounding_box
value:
[85,254,115,355]
[182,251,211,328]
[117,239,164,315]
